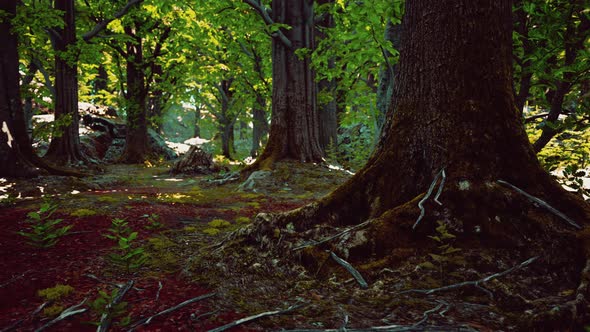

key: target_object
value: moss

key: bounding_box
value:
[235,217,251,224]
[70,208,97,217]
[38,284,74,301]
[98,196,118,203]
[246,202,261,209]
[203,228,221,235]
[146,236,180,272]
[184,226,197,232]
[43,305,64,317]
[208,219,231,228]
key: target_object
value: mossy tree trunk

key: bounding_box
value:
[247,0,323,170]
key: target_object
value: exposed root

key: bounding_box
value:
[330,251,369,289]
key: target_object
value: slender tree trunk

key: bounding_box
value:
[148,64,164,133]
[247,0,323,170]
[194,105,201,138]
[120,24,149,163]
[45,0,86,165]
[376,20,401,132]
[251,97,268,157]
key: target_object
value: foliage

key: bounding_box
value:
[17,201,72,248]
[103,218,148,272]
[89,288,131,327]
[142,213,163,230]
[70,208,97,217]
[421,221,466,284]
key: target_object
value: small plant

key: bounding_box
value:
[142,213,163,230]
[89,288,131,327]
[17,201,71,247]
[420,221,466,283]
[562,163,589,199]
[104,218,148,272]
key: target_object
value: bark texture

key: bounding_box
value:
[45,0,86,165]
[247,0,323,170]
[119,24,150,163]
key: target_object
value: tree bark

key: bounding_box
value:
[375,20,401,132]
[246,0,323,170]
[251,97,268,157]
[119,23,150,163]
[45,0,86,165]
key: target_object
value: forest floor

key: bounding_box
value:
[0,162,350,331]
[1,162,588,331]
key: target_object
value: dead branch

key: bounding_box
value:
[413,168,445,230]
[155,281,163,303]
[399,256,538,296]
[128,292,216,330]
[292,219,375,251]
[0,270,31,288]
[278,324,478,331]
[84,274,144,291]
[34,298,87,332]
[412,302,445,326]
[207,303,306,332]
[497,180,582,229]
[330,251,369,289]
[0,302,47,332]
[434,169,446,205]
[97,280,134,332]
[524,112,550,123]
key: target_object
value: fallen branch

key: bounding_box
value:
[128,292,216,330]
[412,302,446,327]
[399,256,538,296]
[524,112,550,123]
[497,180,582,229]
[84,274,143,291]
[0,270,31,288]
[0,302,47,332]
[292,219,374,251]
[278,324,478,331]
[207,303,306,332]
[155,281,163,303]
[434,169,446,205]
[34,298,87,332]
[330,251,369,289]
[97,280,134,332]
[413,169,445,230]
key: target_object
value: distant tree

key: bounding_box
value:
[244,0,323,169]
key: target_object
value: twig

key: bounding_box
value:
[84,274,144,291]
[412,302,444,326]
[155,281,163,303]
[497,180,582,229]
[0,270,31,288]
[207,303,306,332]
[97,280,134,332]
[330,252,369,289]
[399,256,538,296]
[128,293,216,330]
[292,219,374,251]
[434,169,446,205]
[191,309,220,321]
[278,324,478,331]
[413,169,445,230]
[0,302,47,332]
[34,298,87,332]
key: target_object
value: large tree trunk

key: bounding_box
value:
[44,0,86,165]
[242,0,590,325]
[119,24,150,163]
[247,0,323,170]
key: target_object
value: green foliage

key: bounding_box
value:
[17,201,72,248]
[38,284,74,301]
[89,288,131,327]
[103,218,148,272]
[141,213,163,230]
[421,221,466,283]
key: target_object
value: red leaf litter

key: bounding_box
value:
[0,207,252,331]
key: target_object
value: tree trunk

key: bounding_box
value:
[247,0,323,170]
[119,24,149,163]
[194,105,201,138]
[44,0,86,165]
[251,97,268,157]
[244,5,590,325]
[148,64,164,133]
[375,20,401,132]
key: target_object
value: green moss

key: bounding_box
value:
[146,236,180,272]
[184,226,197,232]
[208,219,231,228]
[203,228,221,235]
[70,208,97,217]
[235,217,251,224]
[246,202,261,209]
[43,304,64,317]
[98,196,118,203]
[38,284,74,301]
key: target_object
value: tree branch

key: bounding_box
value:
[242,0,293,49]
[83,0,144,42]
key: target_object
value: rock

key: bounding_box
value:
[170,145,220,174]
[148,128,178,160]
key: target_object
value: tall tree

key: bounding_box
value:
[246,3,590,326]
[244,0,323,169]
